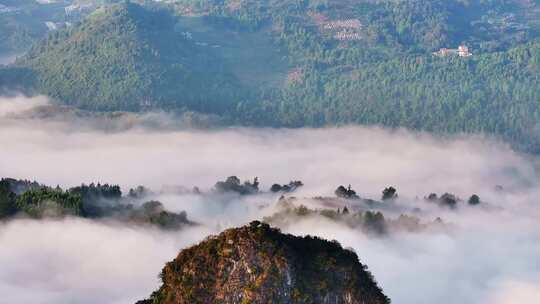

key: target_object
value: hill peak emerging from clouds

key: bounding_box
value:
[138,221,390,304]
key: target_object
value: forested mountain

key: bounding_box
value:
[1,0,540,151]
[11,2,246,111]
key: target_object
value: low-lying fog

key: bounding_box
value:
[1,96,539,304]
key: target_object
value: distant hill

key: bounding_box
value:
[12,2,248,112]
[0,0,93,56]
[2,0,540,152]
[137,221,390,304]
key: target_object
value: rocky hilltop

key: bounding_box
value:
[138,221,390,304]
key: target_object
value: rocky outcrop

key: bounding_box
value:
[138,221,390,304]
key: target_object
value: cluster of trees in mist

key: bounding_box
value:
[0,176,488,234]
[213,176,305,195]
[334,184,397,201]
[194,176,482,214]
[264,197,446,237]
[0,175,308,226]
[425,192,482,208]
[0,178,193,230]
[214,176,260,195]
[333,184,482,210]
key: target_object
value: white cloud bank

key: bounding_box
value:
[0,95,539,304]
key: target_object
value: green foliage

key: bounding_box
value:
[468,194,481,206]
[270,180,303,193]
[15,187,84,218]
[382,186,397,201]
[4,0,540,152]
[0,66,37,94]
[70,182,122,201]
[426,192,462,209]
[362,211,386,235]
[0,0,97,54]
[264,196,446,236]
[0,2,51,54]
[69,182,122,217]
[184,0,540,152]
[0,177,41,195]
[0,179,17,218]
[243,39,540,152]
[16,2,248,112]
[335,185,359,199]
[0,177,192,229]
[214,176,259,195]
[128,185,151,199]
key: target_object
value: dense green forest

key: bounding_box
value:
[13,2,246,112]
[1,0,540,151]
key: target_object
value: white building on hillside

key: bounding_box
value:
[433,45,472,57]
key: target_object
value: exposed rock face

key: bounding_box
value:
[138,221,390,304]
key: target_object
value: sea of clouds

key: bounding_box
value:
[0,95,539,304]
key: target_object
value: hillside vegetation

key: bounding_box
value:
[0,177,194,230]
[16,2,247,112]
[0,0,98,56]
[2,0,540,151]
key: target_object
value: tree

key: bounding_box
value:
[215,176,259,195]
[439,193,458,209]
[0,180,17,218]
[270,180,303,193]
[426,193,438,202]
[215,176,241,193]
[247,177,259,190]
[142,200,165,215]
[226,176,241,186]
[335,185,359,199]
[15,187,83,218]
[129,185,150,199]
[468,194,480,206]
[363,211,386,235]
[70,182,122,217]
[296,205,310,216]
[381,186,398,201]
[270,184,283,192]
[137,200,191,230]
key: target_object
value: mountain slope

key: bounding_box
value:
[2,0,540,152]
[245,40,540,152]
[138,221,390,304]
[16,2,245,112]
